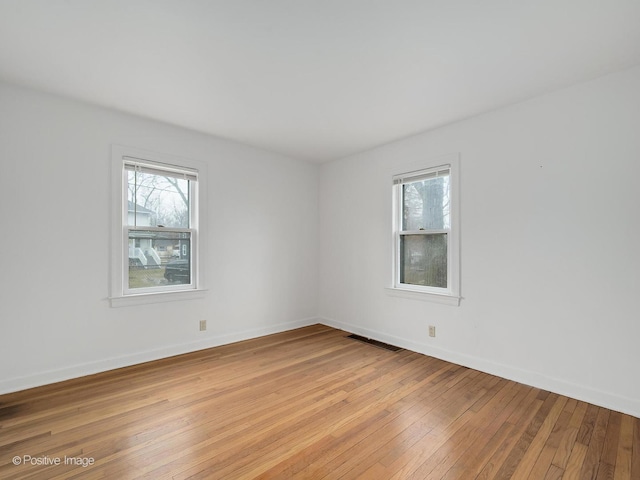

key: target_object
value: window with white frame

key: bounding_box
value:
[392,158,460,304]
[110,146,205,306]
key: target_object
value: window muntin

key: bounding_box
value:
[394,166,453,294]
[123,158,198,295]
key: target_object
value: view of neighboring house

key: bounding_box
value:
[127,200,154,227]
[127,201,186,269]
[127,201,162,268]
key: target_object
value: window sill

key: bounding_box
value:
[385,287,461,306]
[109,289,208,308]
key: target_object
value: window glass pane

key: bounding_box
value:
[127,171,190,228]
[128,230,191,288]
[400,234,447,288]
[402,173,450,231]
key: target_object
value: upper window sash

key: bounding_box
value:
[124,165,197,229]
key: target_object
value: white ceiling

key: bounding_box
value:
[1,1,639,162]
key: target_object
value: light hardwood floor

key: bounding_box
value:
[1,325,638,479]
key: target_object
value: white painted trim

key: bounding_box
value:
[109,288,208,307]
[384,287,461,306]
[0,317,318,395]
[110,144,208,306]
[318,316,640,418]
[7,312,637,417]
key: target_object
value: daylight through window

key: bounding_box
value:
[124,158,198,294]
[393,163,458,298]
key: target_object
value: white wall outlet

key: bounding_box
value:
[199,320,207,331]
[429,325,436,337]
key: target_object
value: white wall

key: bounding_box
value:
[318,66,640,417]
[0,82,319,393]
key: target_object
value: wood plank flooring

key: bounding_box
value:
[0,325,638,479]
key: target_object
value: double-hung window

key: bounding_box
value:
[392,156,460,305]
[110,146,205,306]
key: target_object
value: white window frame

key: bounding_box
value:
[110,145,207,307]
[389,154,461,306]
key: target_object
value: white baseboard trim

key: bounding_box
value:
[0,317,318,396]
[319,316,640,419]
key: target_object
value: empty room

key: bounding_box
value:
[1,1,639,479]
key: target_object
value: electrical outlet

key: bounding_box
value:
[199,320,207,331]
[429,325,436,337]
